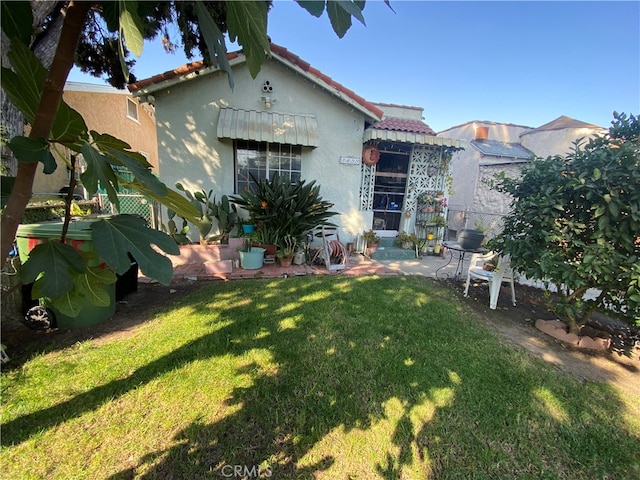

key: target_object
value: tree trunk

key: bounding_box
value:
[0,1,90,265]
[0,89,22,177]
[1,2,64,176]
[1,31,22,177]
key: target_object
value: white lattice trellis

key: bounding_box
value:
[359,163,376,211]
[405,146,448,213]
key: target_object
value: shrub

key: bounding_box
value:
[230,173,337,246]
[490,112,640,332]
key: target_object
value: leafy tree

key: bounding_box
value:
[490,112,640,333]
[0,0,376,316]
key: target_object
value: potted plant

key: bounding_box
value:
[420,192,434,204]
[395,231,415,249]
[172,184,241,245]
[482,254,498,271]
[174,183,215,245]
[362,229,380,255]
[230,173,337,255]
[209,195,239,244]
[458,229,485,251]
[277,235,297,267]
[433,214,446,228]
[237,238,265,270]
[458,220,486,250]
[241,223,255,234]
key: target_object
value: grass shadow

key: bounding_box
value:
[3,276,639,478]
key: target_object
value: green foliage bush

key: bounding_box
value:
[22,200,98,224]
[362,229,380,245]
[490,112,640,331]
[173,184,239,244]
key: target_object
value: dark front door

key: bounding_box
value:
[372,144,411,232]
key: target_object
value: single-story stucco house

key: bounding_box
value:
[438,116,606,238]
[128,43,463,247]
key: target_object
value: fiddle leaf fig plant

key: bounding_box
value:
[0,0,378,318]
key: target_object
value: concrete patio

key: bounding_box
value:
[140,247,473,284]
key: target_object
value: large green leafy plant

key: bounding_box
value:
[489,112,640,333]
[230,173,338,247]
[0,1,376,317]
[0,34,199,314]
[174,183,239,244]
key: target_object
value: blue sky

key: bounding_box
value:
[68,1,640,133]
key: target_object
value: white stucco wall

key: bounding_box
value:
[150,59,370,242]
[436,121,526,212]
[373,103,423,121]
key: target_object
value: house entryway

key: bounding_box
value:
[360,140,459,261]
[371,143,411,236]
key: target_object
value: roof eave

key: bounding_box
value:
[129,55,246,98]
[479,159,531,166]
[478,153,532,163]
[271,52,381,123]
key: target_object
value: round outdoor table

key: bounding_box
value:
[436,241,486,281]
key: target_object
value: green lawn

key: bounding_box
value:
[1,276,638,479]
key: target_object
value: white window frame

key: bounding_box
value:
[126,97,139,122]
[235,141,302,193]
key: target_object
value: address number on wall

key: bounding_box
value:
[340,156,361,165]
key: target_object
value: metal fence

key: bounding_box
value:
[445,208,506,241]
[98,194,158,228]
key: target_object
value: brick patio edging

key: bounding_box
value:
[535,319,611,351]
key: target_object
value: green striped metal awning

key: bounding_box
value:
[217,108,319,147]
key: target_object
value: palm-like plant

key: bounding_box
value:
[230,173,337,246]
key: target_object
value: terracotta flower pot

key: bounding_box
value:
[253,243,277,256]
[279,256,293,267]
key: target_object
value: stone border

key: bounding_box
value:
[535,319,611,351]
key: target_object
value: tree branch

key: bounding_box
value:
[1,1,90,265]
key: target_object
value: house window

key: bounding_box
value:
[235,141,302,193]
[126,97,139,122]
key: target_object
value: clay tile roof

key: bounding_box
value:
[266,44,382,119]
[128,53,240,91]
[128,43,383,120]
[370,117,436,136]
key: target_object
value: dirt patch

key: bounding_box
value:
[1,279,206,358]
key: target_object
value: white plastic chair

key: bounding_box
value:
[463,252,516,309]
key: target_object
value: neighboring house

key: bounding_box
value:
[438,116,606,238]
[129,43,462,245]
[32,81,159,198]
